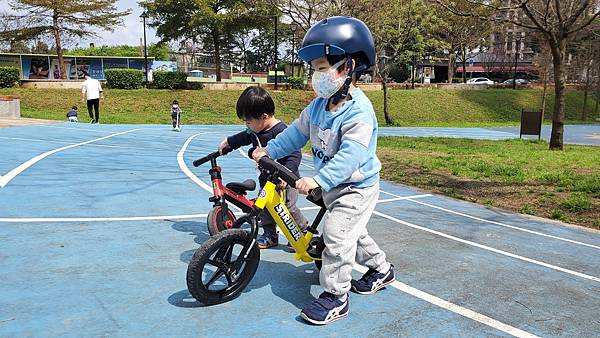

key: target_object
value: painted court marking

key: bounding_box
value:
[372,210,600,283]
[378,190,600,250]
[0,195,431,223]
[354,264,540,338]
[177,133,243,213]
[0,214,210,223]
[0,129,140,188]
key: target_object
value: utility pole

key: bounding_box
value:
[140,11,149,87]
[274,16,278,90]
[513,36,520,90]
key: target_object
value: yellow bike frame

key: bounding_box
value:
[254,181,317,262]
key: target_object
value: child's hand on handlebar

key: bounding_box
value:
[296,177,319,195]
[277,179,288,190]
[252,147,269,162]
[218,139,229,155]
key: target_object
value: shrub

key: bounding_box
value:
[153,71,187,89]
[0,67,20,88]
[288,76,305,89]
[105,69,144,89]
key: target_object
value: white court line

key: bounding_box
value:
[177,133,243,213]
[0,214,209,223]
[380,190,600,251]
[408,197,600,250]
[0,136,140,150]
[0,129,140,188]
[353,265,539,338]
[0,195,431,223]
[372,210,600,283]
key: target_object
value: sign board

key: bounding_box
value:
[520,110,543,140]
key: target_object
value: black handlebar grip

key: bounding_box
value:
[258,156,299,187]
[193,146,233,167]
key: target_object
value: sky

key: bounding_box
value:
[1,0,160,48]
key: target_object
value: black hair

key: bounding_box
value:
[71,105,77,110]
[82,71,89,77]
[172,100,179,104]
[326,55,347,72]
[326,54,369,73]
[235,86,275,120]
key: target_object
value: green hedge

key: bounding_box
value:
[105,69,144,89]
[0,67,20,88]
[288,77,305,89]
[153,71,187,89]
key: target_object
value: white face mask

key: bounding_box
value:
[172,104,179,109]
[311,59,347,99]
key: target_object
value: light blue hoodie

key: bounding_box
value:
[265,87,381,192]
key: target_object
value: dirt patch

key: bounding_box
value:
[0,118,61,128]
[378,156,600,229]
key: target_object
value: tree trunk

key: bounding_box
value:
[549,39,566,150]
[447,51,454,83]
[582,59,591,121]
[212,30,222,82]
[52,11,65,79]
[382,76,392,125]
[462,47,466,83]
[595,58,600,115]
[541,67,548,117]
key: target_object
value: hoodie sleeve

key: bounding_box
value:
[264,108,311,160]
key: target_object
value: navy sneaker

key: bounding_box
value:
[300,292,349,325]
[257,232,278,249]
[351,264,395,295]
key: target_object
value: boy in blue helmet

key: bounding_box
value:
[252,16,394,325]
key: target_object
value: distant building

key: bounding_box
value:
[0,53,156,80]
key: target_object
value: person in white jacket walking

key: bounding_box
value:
[81,71,104,124]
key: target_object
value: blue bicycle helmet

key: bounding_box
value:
[298,16,376,70]
[298,16,376,104]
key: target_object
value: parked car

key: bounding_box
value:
[501,78,529,86]
[466,77,495,85]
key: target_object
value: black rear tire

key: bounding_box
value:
[207,206,237,236]
[186,229,259,305]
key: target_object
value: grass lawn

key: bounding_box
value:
[1,87,598,126]
[377,137,600,229]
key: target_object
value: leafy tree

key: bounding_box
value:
[142,0,273,81]
[433,1,494,83]
[69,43,173,61]
[0,0,130,79]
[439,0,600,150]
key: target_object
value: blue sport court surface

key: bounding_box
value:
[1,123,599,337]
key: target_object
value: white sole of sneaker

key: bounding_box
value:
[351,277,395,295]
[300,310,348,325]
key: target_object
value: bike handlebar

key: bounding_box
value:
[257,156,322,200]
[193,146,233,167]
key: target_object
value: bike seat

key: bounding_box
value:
[226,179,256,194]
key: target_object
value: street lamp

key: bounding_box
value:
[290,23,298,78]
[140,11,149,87]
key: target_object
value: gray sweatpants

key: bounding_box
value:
[260,186,308,235]
[320,181,390,296]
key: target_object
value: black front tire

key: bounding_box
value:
[186,229,260,305]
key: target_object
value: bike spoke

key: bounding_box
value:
[223,242,236,263]
[205,268,226,287]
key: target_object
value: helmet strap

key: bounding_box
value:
[331,57,368,105]
[331,57,354,105]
